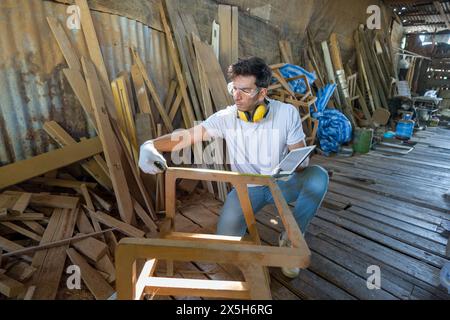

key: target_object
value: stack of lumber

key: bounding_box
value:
[0,0,247,299]
[0,186,122,300]
[303,26,398,129]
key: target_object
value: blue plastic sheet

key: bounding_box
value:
[277,64,317,94]
[315,109,352,155]
[313,84,352,155]
[276,65,352,155]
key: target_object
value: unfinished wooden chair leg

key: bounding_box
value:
[240,264,272,300]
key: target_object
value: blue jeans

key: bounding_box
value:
[217,165,329,236]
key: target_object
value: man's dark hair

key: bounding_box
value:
[227,57,272,88]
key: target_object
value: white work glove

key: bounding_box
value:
[138,140,168,174]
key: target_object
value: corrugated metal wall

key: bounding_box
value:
[0,0,173,165]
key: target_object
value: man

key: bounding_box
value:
[139,57,329,278]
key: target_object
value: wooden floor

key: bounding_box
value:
[168,127,450,300]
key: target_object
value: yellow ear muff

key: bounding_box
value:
[237,104,267,123]
[252,104,267,122]
[238,110,250,122]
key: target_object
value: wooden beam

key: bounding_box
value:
[131,48,174,132]
[142,277,250,299]
[0,274,24,298]
[0,138,103,190]
[111,75,139,164]
[3,191,79,210]
[47,17,81,71]
[434,1,450,30]
[29,208,79,299]
[71,235,108,262]
[75,0,110,88]
[43,120,112,191]
[159,2,197,127]
[1,222,42,242]
[130,64,156,138]
[11,193,32,214]
[28,177,97,190]
[82,57,134,224]
[66,248,114,300]
[0,213,44,222]
[4,228,115,259]
[163,1,204,121]
[91,211,145,238]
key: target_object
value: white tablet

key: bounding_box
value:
[272,146,316,176]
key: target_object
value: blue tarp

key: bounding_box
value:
[277,65,352,155]
[313,84,352,155]
[277,64,317,94]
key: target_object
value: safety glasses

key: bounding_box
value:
[227,82,261,97]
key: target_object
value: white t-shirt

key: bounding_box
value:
[201,98,306,176]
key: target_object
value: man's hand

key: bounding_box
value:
[139,140,168,174]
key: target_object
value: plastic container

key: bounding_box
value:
[396,114,414,140]
[353,128,373,154]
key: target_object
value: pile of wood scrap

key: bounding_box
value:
[0,187,120,300]
[304,26,399,130]
[0,0,248,299]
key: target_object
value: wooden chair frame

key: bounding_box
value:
[116,168,311,300]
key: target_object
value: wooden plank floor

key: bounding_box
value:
[171,127,450,300]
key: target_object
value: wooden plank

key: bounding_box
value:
[91,211,145,238]
[4,191,79,210]
[111,75,139,164]
[11,193,32,214]
[159,2,197,127]
[6,262,36,282]
[218,4,232,74]
[89,190,113,212]
[22,221,46,236]
[75,0,110,89]
[143,277,250,299]
[1,222,42,242]
[133,199,159,234]
[195,48,214,117]
[164,80,178,112]
[76,209,95,234]
[95,254,116,283]
[4,228,115,259]
[23,286,36,300]
[111,117,158,221]
[130,64,156,137]
[28,177,97,190]
[163,3,203,121]
[231,6,239,64]
[131,48,174,132]
[66,248,114,300]
[0,213,44,222]
[71,235,108,262]
[82,57,134,224]
[44,116,111,193]
[30,208,79,299]
[0,138,103,189]
[0,235,28,254]
[0,274,24,298]
[47,17,81,71]
[193,37,233,110]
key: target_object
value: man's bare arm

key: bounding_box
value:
[152,125,208,152]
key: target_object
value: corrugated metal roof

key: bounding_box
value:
[390,1,450,33]
[0,0,172,166]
